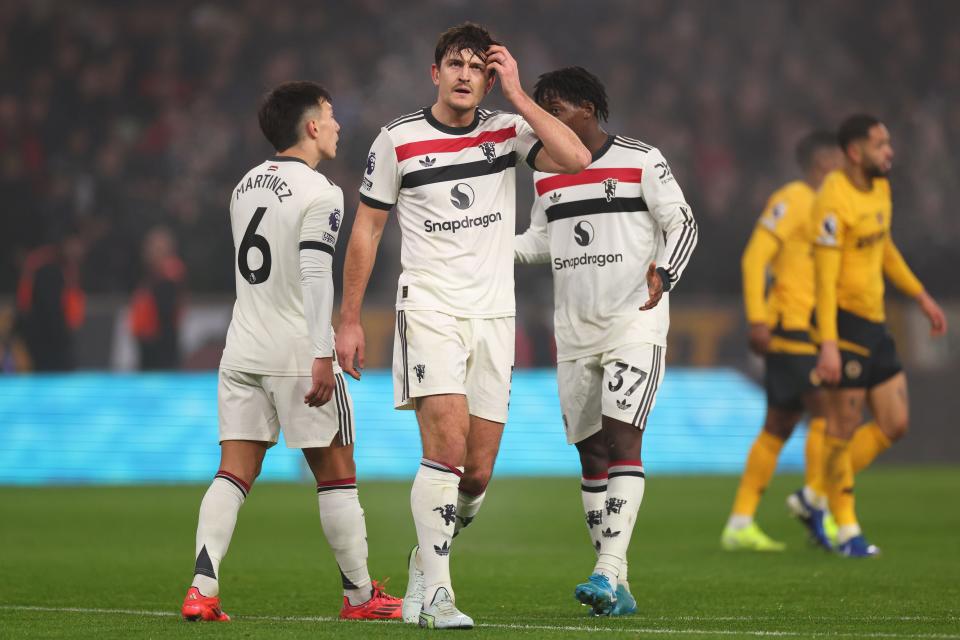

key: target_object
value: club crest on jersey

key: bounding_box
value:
[602,178,618,202]
[479,141,497,163]
[329,209,341,231]
[365,152,376,175]
[549,192,561,204]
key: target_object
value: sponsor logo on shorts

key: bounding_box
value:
[423,211,503,233]
[553,252,623,271]
[844,360,863,380]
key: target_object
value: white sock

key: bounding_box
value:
[581,473,608,557]
[191,471,248,597]
[453,489,485,538]
[803,485,828,511]
[411,458,462,603]
[317,477,371,606]
[726,514,753,530]
[594,461,646,589]
[837,524,862,544]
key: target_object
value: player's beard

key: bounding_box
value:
[864,160,889,179]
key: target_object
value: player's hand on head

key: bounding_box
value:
[747,323,771,355]
[816,342,842,386]
[305,357,335,407]
[485,45,522,100]
[917,291,947,337]
[335,320,365,380]
[639,262,663,311]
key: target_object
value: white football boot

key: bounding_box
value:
[402,545,425,623]
[418,586,473,629]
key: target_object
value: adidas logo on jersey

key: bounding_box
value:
[433,541,450,556]
[419,155,437,167]
[549,192,561,203]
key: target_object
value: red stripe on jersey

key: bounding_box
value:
[535,168,643,196]
[394,126,517,162]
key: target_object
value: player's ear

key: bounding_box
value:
[431,63,440,87]
[484,71,496,95]
[580,101,595,121]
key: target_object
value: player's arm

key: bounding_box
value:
[641,148,698,310]
[300,189,342,407]
[515,186,550,264]
[337,203,389,379]
[813,201,844,384]
[883,236,947,336]
[337,129,400,378]
[485,45,590,174]
[741,228,780,354]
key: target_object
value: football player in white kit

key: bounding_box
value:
[180,82,401,622]
[515,67,698,616]
[336,24,590,629]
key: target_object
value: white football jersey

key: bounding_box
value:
[359,108,540,317]
[221,157,344,375]
[515,135,697,362]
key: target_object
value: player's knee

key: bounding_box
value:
[884,415,909,442]
[459,469,491,496]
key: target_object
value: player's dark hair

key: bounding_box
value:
[837,114,882,153]
[533,67,609,122]
[258,81,331,152]
[795,130,837,171]
[434,22,499,67]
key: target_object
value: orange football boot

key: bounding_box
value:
[181,586,230,622]
[339,580,403,620]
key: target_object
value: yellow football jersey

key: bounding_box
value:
[742,180,816,332]
[812,170,923,341]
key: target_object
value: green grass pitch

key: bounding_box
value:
[1,468,958,639]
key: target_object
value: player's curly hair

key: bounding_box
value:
[434,22,499,67]
[533,67,609,122]
[258,81,331,152]
[795,130,837,170]
[837,114,882,153]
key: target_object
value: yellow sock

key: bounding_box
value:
[823,435,857,527]
[804,418,826,498]
[849,421,892,474]
[731,431,785,518]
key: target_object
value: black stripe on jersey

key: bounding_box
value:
[545,196,649,223]
[299,241,335,255]
[526,140,543,169]
[401,153,516,189]
[614,135,652,151]
[386,110,426,130]
[666,208,697,284]
[359,193,394,211]
[478,109,502,120]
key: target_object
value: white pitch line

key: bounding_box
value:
[1,605,958,639]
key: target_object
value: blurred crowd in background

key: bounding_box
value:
[2,0,959,371]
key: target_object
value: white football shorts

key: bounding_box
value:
[393,309,514,424]
[557,342,666,445]
[217,367,355,449]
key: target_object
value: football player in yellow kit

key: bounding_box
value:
[722,131,842,552]
[813,114,947,557]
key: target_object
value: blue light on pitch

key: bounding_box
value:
[0,369,803,485]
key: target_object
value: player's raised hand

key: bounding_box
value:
[485,45,523,101]
[748,322,771,355]
[917,291,948,337]
[816,341,842,385]
[335,320,365,380]
[639,262,664,311]
[305,357,335,407]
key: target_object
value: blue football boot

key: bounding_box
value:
[837,534,880,558]
[610,582,637,616]
[574,573,617,615]
[786,489,833,550]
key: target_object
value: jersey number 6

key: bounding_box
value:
[238,206,272,285]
